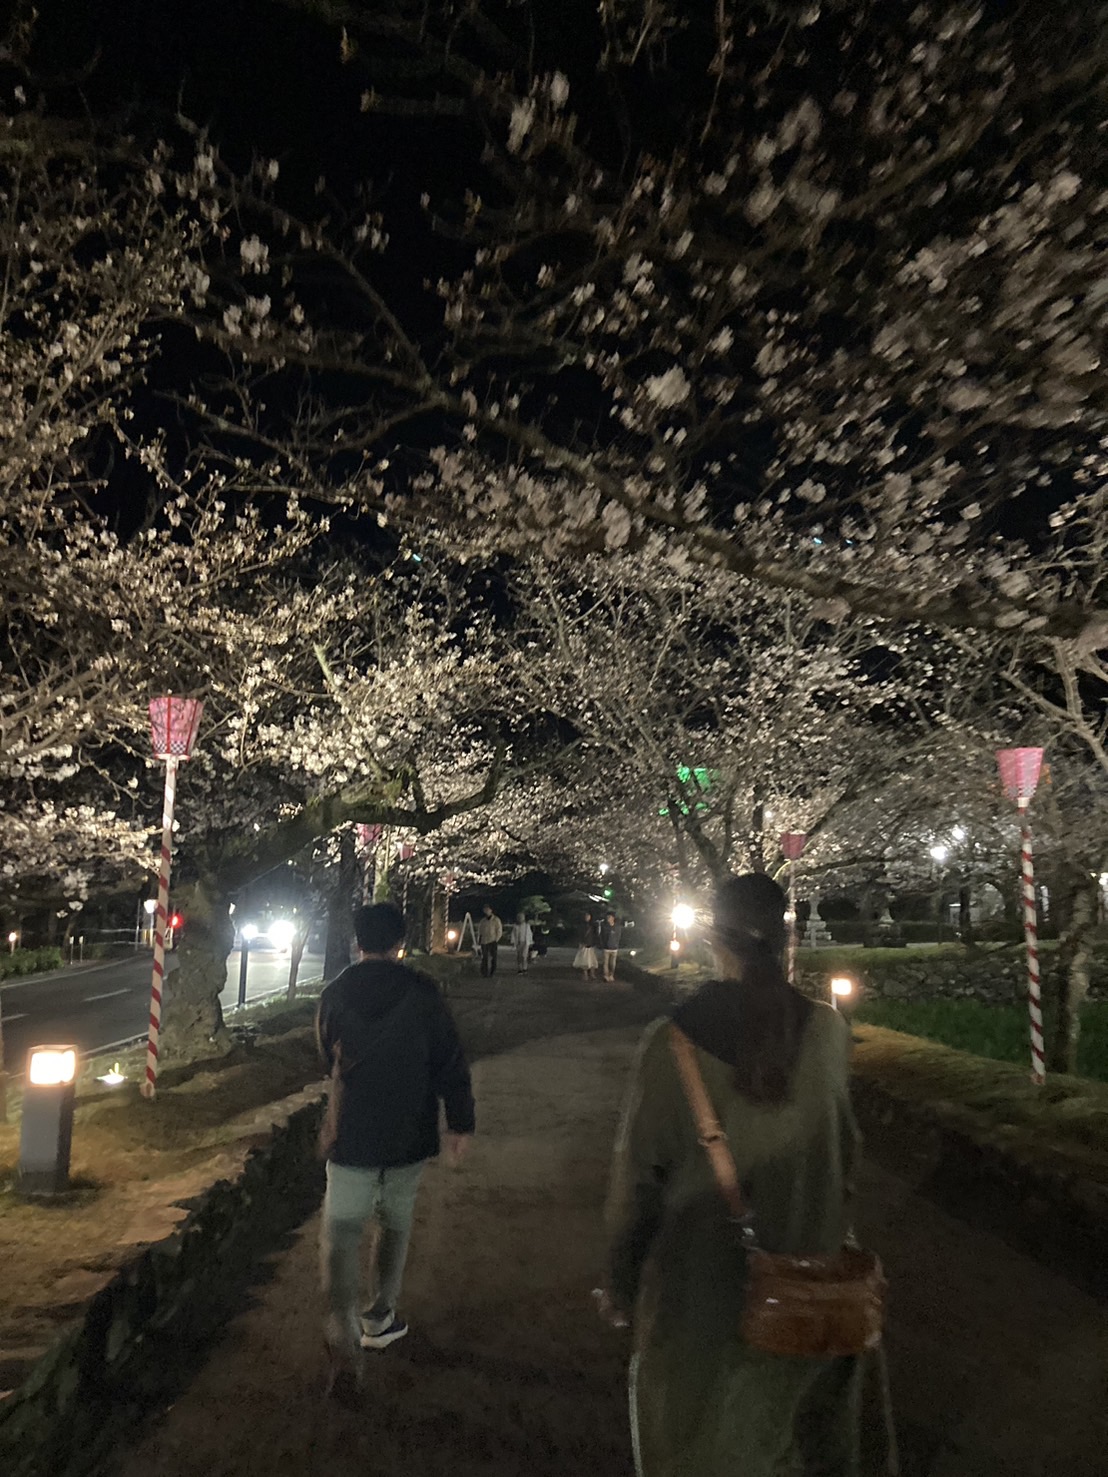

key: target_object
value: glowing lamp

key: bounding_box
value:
[148,696,205,760]
[30,1047,77,1085]
[241,923,259,943]
[269,919,296,951]
[446,928,458,943]
[780,832,807,862]
[7,930,16,953]
[996,747,1044,804]
[672,903,695,931]
[830,975,855,1010]
[143,899,157,916]
[669,938,682,953]
[19,1044,78,1196]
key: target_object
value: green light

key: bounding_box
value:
[660,765,717,816]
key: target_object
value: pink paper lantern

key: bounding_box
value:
[148,697,204,760]
[357,824,383,849]
[780,831,808,862]
[996,748,1044,803]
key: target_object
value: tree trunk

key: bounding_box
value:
[750,803,766,873]
[958,886,976,947]
[160,876,233,1060]
[1049,872,1099,1075]
[286,933,305,1001]
[324,829,358,981]
[430,883,447,952]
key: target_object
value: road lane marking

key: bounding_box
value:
[2,1011,27,1021]
[82,988,131,1003]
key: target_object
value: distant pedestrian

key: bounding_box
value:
[477,903,503,976]
[600,873,862,1475]
[574,910,600,981]
[316,903,474,1401]
[599,912,622,981]
[513,913,533,974]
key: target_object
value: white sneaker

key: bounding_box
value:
[360,1313,408,1349]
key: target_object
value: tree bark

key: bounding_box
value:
[323,829,358,981]
[286,933,306,1001]
[429,882,447,952]
[958,886,976,947]
[1049,872,1099,1075]
[160,876,233,1060]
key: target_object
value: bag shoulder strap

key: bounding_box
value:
[668,1023,746,1223]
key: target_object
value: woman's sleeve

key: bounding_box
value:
[605,1021,680,1313]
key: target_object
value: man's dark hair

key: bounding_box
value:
[353,903,406,954]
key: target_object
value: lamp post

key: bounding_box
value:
[997,747,1046,1084]
[142,897,157,947]
[780,833,807,985]
[671,902,694,969]
[829,975,856,1011]
[238,922,257,1008]
[7,930,17,955]
[141,695,204,1101]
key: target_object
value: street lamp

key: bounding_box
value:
[238,922,258,1008]
[671,903,695,931]
[929,844,948,864]
[269,918,296,952]
[997,747,1046,1084]
[7,930,16,955]
[143,897,157,947]
[141,695,204,1100]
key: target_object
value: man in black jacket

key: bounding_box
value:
[317,903,474,1393]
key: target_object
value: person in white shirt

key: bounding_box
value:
[513,913,533,974]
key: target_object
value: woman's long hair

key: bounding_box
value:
[713,873,811,1105]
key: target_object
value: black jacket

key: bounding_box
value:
[599,920,622,950]
[316,959,475,1168]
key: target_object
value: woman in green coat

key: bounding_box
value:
[603,873,862,1476]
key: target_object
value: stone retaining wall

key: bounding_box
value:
[0,1096,325,1477]
[802,947,1108,1004]
[851,1068,1108,1301]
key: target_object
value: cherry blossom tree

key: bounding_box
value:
[175,1,1108,653]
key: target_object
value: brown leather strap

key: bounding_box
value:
[668,1024,746,1223]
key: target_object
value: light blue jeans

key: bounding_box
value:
[321,1159,426,1354]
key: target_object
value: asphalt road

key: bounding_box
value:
[0,947,324,1074]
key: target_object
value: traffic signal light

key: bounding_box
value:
[169,913,182,930]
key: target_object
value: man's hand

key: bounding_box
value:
[445,1132,473,1164]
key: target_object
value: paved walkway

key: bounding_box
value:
[113,969,1108,1477]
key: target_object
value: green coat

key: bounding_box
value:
[607,999,861,1477]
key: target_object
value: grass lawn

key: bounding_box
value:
[855,997,1108,1082]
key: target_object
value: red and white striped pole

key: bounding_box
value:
[997,748,1045,1085]
[1017,796,1045,1085]
[780,832,808,986]
[141,697,204,1102]
[141,756,178,1100]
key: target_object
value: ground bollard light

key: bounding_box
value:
[19,1045,78,1196]
[830,975,856,1010]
